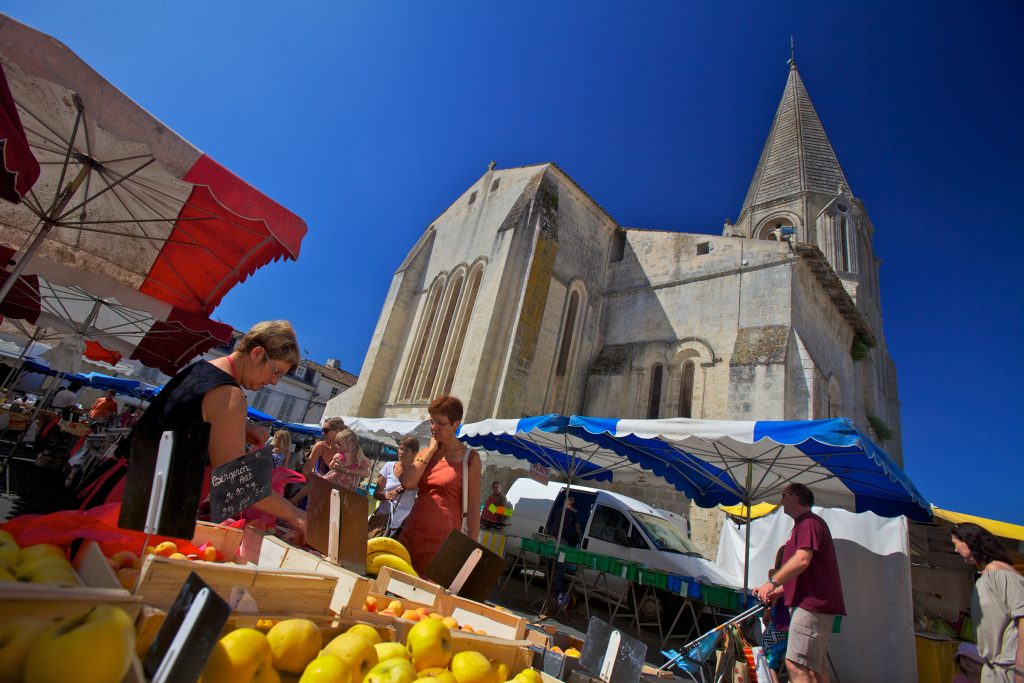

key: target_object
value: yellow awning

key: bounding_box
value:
[932,506,1024,543]
[719,502,779,519]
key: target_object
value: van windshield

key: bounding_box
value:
[632,511,704,556]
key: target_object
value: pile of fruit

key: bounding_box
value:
[360,598,489,635]
[0,605,136,683]
[0,533,79,587]
[102,539,233,591]
[365,537,417,577]
[203,618,543,683]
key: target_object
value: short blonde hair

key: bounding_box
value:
[237,321,299,368]
[272,431,291,453]
[334,428,364,458]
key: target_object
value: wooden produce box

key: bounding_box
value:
[244,529,374,613]
[373,565,446,608]
[191,520,246,563]
[445,594,528,640]
[0,539,141,621]
[135,555,338,615]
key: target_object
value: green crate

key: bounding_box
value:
[521,537,541,554]
[560,547,586,564]
[581,552,601,569]
[637,569,669,589]
[609,558,639,581]
[591,554,614,572]
[702,584,741,610]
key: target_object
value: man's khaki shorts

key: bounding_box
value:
[786,607,835,672]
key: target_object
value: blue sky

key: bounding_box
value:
[6,2,1022,523]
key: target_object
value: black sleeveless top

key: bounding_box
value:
[117,361,239,536]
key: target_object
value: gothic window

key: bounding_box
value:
[399,281,444,401]
[678,361,695,418]
[555,290,580,377]
[419,274,465,399]
[440,264,485,395]
[647,363,664,419]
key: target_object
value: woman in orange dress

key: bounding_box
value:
[399,395,481,574]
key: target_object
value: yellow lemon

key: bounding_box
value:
[200,628,273,683]
[267,619,323,673]
[512,670,542,683]
[450,651,492,683]
[299,654,351,683]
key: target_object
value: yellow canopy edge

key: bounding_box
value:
[933,506,1024,543]
[719,502,779,519]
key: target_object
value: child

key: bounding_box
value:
[761,546,790,683]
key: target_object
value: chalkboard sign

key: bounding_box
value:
[209,444,273,523]
[144,571,231,683]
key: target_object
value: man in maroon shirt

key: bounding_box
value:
[755,483,846,683]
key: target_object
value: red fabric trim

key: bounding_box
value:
[84,340,123,365]
[0,251,40,323]
[130,306,232,376]
[0,62,40,204]
[140,154,306,313]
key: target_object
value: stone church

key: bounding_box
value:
[330,62,902,550]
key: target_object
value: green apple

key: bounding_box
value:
[0,617,50,683]
[24,605,135,683]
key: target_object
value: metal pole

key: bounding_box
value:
[0,165,91,305]
[742,460,753,595]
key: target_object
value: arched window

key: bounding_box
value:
[419,274,465,400]
[678,361,695,418]
[400,282,444,401]
[647,364,664,419]
[555,290,580,377]
[440,265,484,395]
[838,215,850,272]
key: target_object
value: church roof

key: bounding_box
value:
[738,63,850,222]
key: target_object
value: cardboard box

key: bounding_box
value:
[373,565,446,608]
[135,554,338,615]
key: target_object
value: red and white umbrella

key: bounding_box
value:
[0,13,307,370]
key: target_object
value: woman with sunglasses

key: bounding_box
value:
[290,416,348,507]
[108,321,307,541]
[950,523,1024,683]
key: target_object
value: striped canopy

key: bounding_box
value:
[460,415,931,522]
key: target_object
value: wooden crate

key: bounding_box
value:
[135,555,338,615]
[373,565,445,607]
[451,631,534,673]
[191,521,245,563]
[444,594,528,640]
[0,540,141,621]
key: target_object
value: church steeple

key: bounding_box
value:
[736,62,850,227]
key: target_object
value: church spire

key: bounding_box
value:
[736,60,851,225]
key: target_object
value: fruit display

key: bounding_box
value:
[359,597,489,636]
[365,538,417,578]
[200,617,544,683]
[0,605,136,683]
[0,536,80,587]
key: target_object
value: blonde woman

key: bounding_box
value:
[290,422,371,505]
[270,430,292,468]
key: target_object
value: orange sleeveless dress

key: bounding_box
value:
[399,454,465,574]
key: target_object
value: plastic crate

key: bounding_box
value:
[666,574,684,594]
[521,537,542,554]
[581,552,601,569]
[638,569,668,589]
[590,554,612,572]
[686,579,703,600]
[702,584,742,610]
[609,558,639,581]
[559,547,586,565]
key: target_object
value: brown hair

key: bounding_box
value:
[334,428,364,459]
[236,321,300,368]
[399,435,420,452]
[951,522,1012,567]
[786,483,814,507]
[428,395,464,424]
[322,416,346,433]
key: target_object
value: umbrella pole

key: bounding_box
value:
[0,165,91,305]
[742,461,753,595]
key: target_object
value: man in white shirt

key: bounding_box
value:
[50,381,82,417]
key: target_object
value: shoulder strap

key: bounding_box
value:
[462,449,473,532]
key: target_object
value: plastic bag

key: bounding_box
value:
[753,646,773,683]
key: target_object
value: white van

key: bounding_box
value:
[503,478,735,589]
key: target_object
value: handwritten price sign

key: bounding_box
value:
[209,445,273,523]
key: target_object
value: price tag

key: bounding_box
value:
[209,445,273,523]
[529,462,550,485]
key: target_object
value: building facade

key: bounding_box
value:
[329,63,902,551]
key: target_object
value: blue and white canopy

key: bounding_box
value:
[460,415,930,522]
